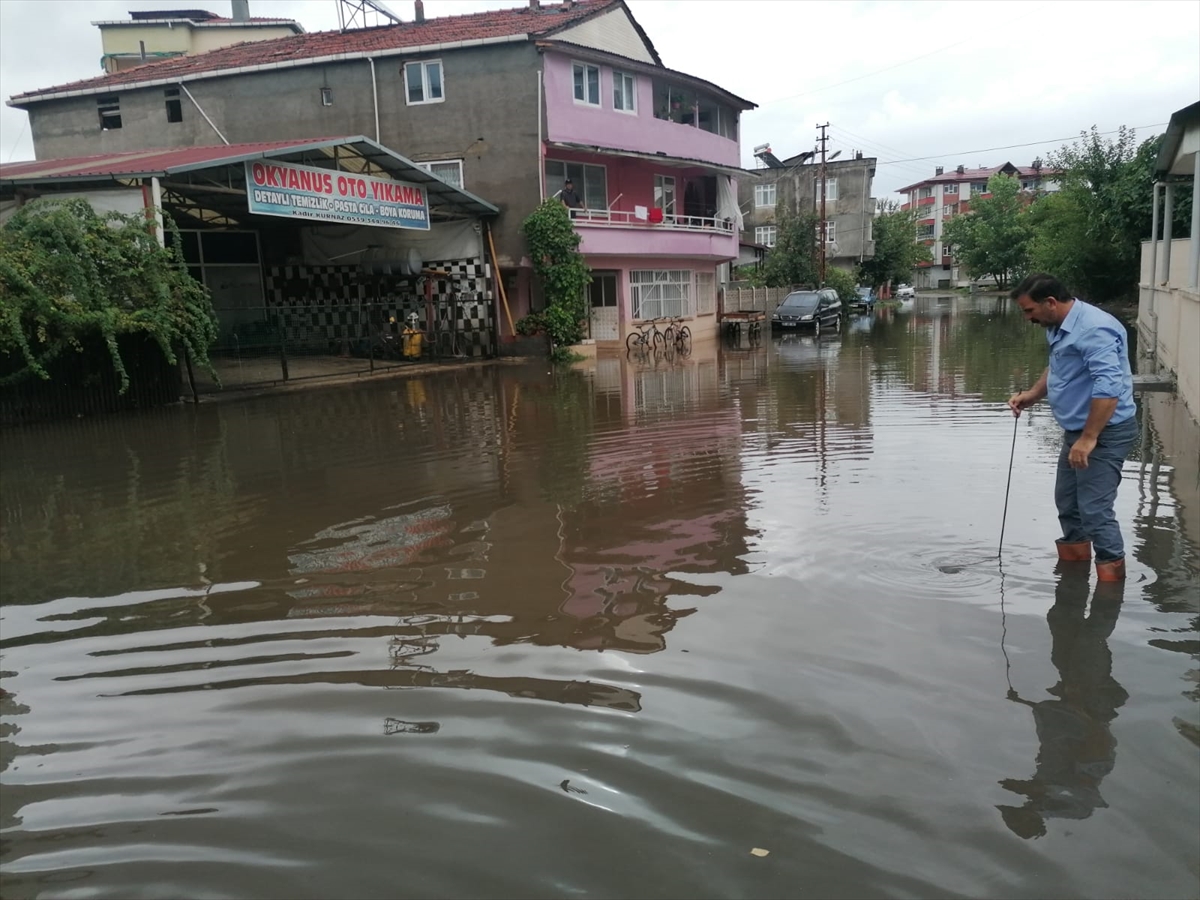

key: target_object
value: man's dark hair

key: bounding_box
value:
[1011,273,1069,303]
[564,178,574,185]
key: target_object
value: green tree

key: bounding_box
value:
[519,199,591,358]
[940,172,1032,290]
[822,266,860,308]
[1028,127,1190,301]
[0,197,217,391]
[859,203,931,290]
[759,207,820,288]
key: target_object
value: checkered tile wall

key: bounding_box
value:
[263,258,494,357]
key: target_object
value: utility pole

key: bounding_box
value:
[817,122,829,286]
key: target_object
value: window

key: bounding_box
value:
[696,271,716,315]
[755,225,776,247]
[943,182,958,194]
[97,94,121,130]
[613,70,636,112]
[405,60,443,105]
[573,62,600,106]
[630,269,691,320]
[815,177,838,202]
[320,87,334,107]
[918,186,934,199]
[164,87,182,123]
[754,182,776,208]
[418,159,463,189]
[970,182,988,195]
[917,224,935,239]
[824,221,836,244]
[589,272,617,308]
[544,159,607,210]
[654,174,675,216]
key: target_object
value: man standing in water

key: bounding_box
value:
[1007,273,1137,581]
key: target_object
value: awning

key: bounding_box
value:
[545,141,752,179]
[0,136,499,224]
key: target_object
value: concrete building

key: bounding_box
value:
[95,5,304,74]
[897,161,1059,289]
[738,146,876,278]
[6,0,754,349]
[1139,100,1200,422]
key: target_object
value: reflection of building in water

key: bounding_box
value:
[998,571,1128,839]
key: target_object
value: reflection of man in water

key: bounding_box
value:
[997,565,1128,839]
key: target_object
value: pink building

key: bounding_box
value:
[539,44,754,345]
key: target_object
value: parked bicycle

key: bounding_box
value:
[625,317,667,354]
[662,316,692,356]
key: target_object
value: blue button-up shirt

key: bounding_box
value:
[1047,300,1135,432]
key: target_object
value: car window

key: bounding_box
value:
[781,293,819,312]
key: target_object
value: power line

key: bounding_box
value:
[756,40,971,109]
[828,128,931,178]
[873,124,1170,167]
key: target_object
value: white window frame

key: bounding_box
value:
[417,159,464,190]
[572,61,600,106]
[404,59,444,106]
[816,177,838,202]
[544,159,607,210]
[755,225,776,247]
[754,182,776,208]
[942,182,958,194]
[613,70,636,113]
[629,269,692,320]
[824,221,836,244]
[696,271,716,315]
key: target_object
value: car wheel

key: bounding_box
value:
[814,320,821,337]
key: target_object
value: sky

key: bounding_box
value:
[1,0,1197,199]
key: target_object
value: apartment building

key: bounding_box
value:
[738,146,876,276]
[898,161,1059,289]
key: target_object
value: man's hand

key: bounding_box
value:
[1008,391,1034,417]
[1069,435,1097,469]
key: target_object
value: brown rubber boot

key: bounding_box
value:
[1056,540,1092,561]
[1095,558,1126,582]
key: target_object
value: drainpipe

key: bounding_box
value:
[368,58,380,141]
[150,176,165,247]
[1190,152,1200,290]
[1159,182,1174,285]
[537,70,544,200]
[1147,182,1159,368]
[178,83,228,144]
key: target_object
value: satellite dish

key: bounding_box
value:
[829,241,840,255]
[406,247,423,276]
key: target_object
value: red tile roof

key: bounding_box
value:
[896,163,1059,194]
[0,138,351,180]
[12,0,628,104]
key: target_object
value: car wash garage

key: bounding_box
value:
[0,136,502,394]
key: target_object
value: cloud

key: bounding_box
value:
[2,0,1197,198]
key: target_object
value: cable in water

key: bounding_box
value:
[938,414,1019,574]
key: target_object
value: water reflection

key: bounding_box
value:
[998,564,1128,838]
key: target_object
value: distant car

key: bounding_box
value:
[855,286,876,310]
[771,288,842,334]
[895,283,916,299]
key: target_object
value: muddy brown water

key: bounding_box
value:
[2,296,1197,899]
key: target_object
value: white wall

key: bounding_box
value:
[1139,237,1200,422]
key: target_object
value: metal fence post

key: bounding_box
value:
[277,309,289,382]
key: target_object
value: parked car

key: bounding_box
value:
[895,283,916,299]
[854,286,876,311]
[771,289,842,334]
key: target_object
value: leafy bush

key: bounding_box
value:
[520,200,591,350]
[822,267,860,308]
[0,198,217,392]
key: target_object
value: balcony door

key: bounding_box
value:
[654,175,676,222]
[589,271,619,341]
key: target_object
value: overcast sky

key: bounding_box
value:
[1,0,1197,198]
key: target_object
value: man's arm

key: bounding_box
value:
[1068,324,1130,468]
[1008,367,1048,417]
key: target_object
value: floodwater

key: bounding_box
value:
[2,295,1198,900]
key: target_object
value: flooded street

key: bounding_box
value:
[2,295,1197,899]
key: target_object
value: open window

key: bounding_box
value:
[97,95,121,130]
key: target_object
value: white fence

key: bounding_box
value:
[722,284,806,315]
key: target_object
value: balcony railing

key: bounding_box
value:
[568,208,735,234]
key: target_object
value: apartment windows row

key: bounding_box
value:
[813,177,838,202]
[755,222,835,247]
[573,61,637,115]
[571,60,738,139]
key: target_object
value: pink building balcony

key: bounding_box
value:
[569,208,736,259]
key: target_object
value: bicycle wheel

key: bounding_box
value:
[626,331,644,353]
[661,325,675,347]
[677,326,692,355]
[651,329,666,351]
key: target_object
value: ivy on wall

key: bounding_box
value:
[518,199,591,360]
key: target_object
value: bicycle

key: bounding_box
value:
[625,317,666,354]
[663,316,691,356]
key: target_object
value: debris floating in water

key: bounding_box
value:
[750,848,770,857]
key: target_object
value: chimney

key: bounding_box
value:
[231,0,249,22]
[955,165,965,175]
[529,0,539,8]
[935,166,943,176]
[414,0,425,21]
